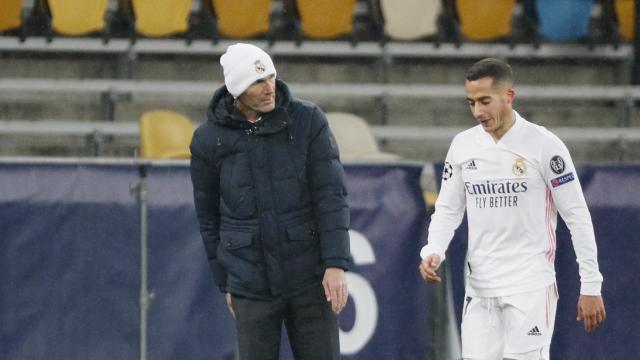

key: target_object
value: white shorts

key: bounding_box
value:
[461,284,558,360]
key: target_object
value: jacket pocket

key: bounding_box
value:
[282,221,318,260]
[286,222,316,242]
[218,230,268,292]
[219,230,262,265]
[221,230,253,250]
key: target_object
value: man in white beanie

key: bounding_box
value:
[190,43,350,360]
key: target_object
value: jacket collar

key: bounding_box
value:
[207,79,292,135]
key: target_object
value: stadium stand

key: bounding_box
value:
[616,0,635,41]
[131,0,192,38]
[379,0,441,41]
[139,109,192,159]
[211,0,272,39]
[48,0,108,36]
[534,0,595,42]
[326,112,400,161]
[0,0,639,161]
[455,0,516,41]
[0,0,23,33]
[293,0,357,40]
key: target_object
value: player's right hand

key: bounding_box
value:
[419,254,442,283]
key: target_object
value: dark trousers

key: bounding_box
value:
[231,284,340,360]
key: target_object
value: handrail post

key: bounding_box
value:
[132,164,152,360]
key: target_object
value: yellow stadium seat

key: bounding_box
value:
[616,0,635,41]
[139,109,193,159]
[47,0,107,36]
[212,0,271,38]
[423,191,438,209]
[0,0,23,32]
[325,112,400,161]
[132,0,192,37]
[295,0,357,39]
[380,0,441,41]
[456,0,515,41]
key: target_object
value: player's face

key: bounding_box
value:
[465,76,515,141]
[236,74,276,120]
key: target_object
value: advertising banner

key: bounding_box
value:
[0,161,429,360]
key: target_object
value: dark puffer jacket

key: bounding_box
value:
[190,80,351,299]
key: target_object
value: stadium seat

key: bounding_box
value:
[456,0,515,41]
[132,0,192,37]
[139,109,193,159]
[0,0,23,33]
[616,0,635,41]
[380,0,441,41]
[46,0,107,36]
[295,0,357,39]
[423,191,438,209]
[534,0,595,41]
[325,112,400,161]
[211,0,272,38]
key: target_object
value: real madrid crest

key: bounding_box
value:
[254,60,266,74]
[512,157,526,176]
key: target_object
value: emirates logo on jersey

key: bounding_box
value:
[466,179,528,208]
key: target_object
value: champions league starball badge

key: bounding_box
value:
[443,161,453,181]
[254,60,266,74]
[512,157,527,176]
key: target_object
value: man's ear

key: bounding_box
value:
[506,88,516,104]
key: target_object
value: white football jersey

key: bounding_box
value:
[421,111,603,297]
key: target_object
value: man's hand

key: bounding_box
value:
[577,295,606,332]
[322,267,348,314]
[225,292,235,318]
[419,254,442,283]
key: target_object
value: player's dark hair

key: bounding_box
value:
[465,58,514,87]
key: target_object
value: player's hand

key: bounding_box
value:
[225,292,235,319]
[323,267,348,314]
[419,254,442,283]
[577,295,606,332]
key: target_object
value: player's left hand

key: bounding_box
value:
[577,295,606,332]
[323,267,348,314]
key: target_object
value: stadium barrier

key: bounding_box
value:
[0,159,430,360]
[1,159,638,359]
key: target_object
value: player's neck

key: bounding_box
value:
[491,111,516,142]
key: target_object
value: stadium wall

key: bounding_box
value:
[0,160,429,360]
[1,160,637,359]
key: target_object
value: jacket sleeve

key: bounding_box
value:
[190,126,226,292]
[420,137,467,262]
[542,134,603,295]
[306,106,352,270]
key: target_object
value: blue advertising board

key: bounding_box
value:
[0,161,429,360]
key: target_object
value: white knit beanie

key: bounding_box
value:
[220,43,277,98]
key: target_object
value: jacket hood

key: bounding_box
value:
[206,79,292,133]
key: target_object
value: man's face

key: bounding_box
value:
[465,76,515,140]
[236,74,276,116]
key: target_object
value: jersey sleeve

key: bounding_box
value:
[542,134,603,295]
[420,138,467,262]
